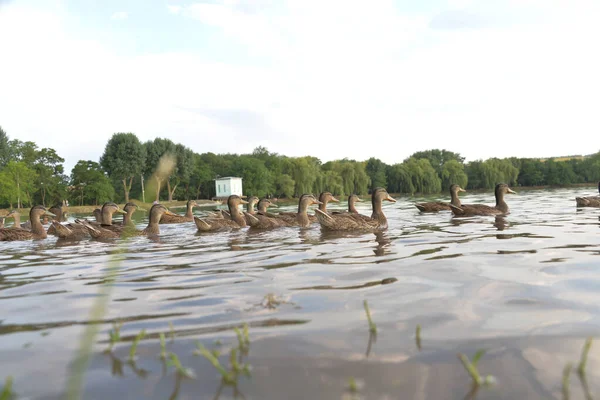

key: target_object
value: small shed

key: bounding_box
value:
[214,177,243,200]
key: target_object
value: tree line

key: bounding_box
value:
[1,127,599,208]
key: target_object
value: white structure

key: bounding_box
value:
[214,176,243,199]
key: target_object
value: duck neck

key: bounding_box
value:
[229,205,246,227]
[145,212,161,234]
[246,202,256,215]
[30,213,47,237]
[297,202,310,227]
[185,203,194,219]
[371,197,387,225]
[13,213,21,227]
[450,190,461,207]
[123,210,134,226]
[258,204,267,213]
[101,209,114,225]
[495,192,508,213]
[318,200,328,212]
[349,199,358,213]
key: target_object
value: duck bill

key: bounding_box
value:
[507,188,516,194]
[355,197,363,202]
[312,200,323,205]
[115,207,127,214]
[137,207,147,212]
[44,211,57,217]
[331,196,340,203]
[268,203,278,208]
[163,210,179,217]
[458,187,466,192]
[240,199,249,204]
[385,195,397,203]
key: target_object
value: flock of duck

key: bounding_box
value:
[1,182,599,242]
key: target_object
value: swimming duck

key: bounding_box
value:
[46,204,69,235]
[5,210,26,228]
[449,183,516,216]
[268,194,322,228]
[159,200,197,224]
[575,182,600,207]
[244,197,285,229]
[415,184,466,212]
[194,195,255,232]
[116,202,144,227]
[332,194,362,214]
[0,206,56,241]
[315,188,396,231]
[0,217,4,229]
[51,220,89,240]
[275,192,337,223]
[78,203,177,238]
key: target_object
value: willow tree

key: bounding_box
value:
[100,133,146,202]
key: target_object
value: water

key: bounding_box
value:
[1,187,600,400]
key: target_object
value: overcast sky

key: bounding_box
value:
[1,0,599,173]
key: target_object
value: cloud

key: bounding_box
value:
[1,0,600,175]
[110,11,128,20]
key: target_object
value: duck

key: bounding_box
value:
[0,217,4,229]
[0,206,56,241]
[115,202,144,227]
[51,220,89,240]
[77,203,177,238]
[275,192,337,223]
[267,194,323,228]
[244,197,285,229]
[4,210,26,228]
[46,204,69,235]
[415,184,466,212]
[575,182,600,207]
[159,200,197,224]
[194,195,255,232]
[449,183,516,216]
[332,194,362,214]
[315,187,396,231]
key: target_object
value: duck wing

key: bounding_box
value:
[450,203,503,216]
[415,202,451,212]
[0,228,35,241]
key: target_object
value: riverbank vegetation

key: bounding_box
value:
[1,127,599,208]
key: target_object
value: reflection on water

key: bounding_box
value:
[1,187,600,399]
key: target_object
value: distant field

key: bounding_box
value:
[539,155,586,162]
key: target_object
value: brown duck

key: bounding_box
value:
[0,206,56,241]
[267,194,322,228]
[46,204,69,235]
[315,187,396,231]
[78,203,176,238]
[332,194,362,214]
[415,184,466,212]
[244,197,285,229]
[450,183,516,216]
[159,200,197,224]
[575,182,600,207]
[194,195,255,232]
[275,192,337,223]
[51,220,89,240]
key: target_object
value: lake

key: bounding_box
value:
[1,187,600,399]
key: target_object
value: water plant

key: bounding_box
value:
[347,377,358,393]
[166,352,195,379]
[577,337,593,376]
[416,324,422,351]
[234,323,250,354]
[159,333,167,359]
[106,321,123,352]
[363,300,377,334]
[169,322,175,342]
[128,329,147,362]
[1,376,13,400]
[458,350,494,386]
[562,362,572,400]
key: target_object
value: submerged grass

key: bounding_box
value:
[0,376,13,400]
[363,300,377,334]
[106,321,123,352]
[159,333,167,359]
[458,350,494,386]
[415,324,422,351]
[562,363,572,400]
[128,329,147,361]
[577,337,593,376]
[166,353,195,379]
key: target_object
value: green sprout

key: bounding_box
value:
[166,352,195,379]
[563,362,572,400]
[0,376,13,400]
[107,321,123,352]
[128,329,147,361]
[363,300,377,334]
[169,322,175,342]
[234,323,250,354]
[416,324,422,351]
[195,343,233,384]
[458,350,494,386]
[577,337,593,376]
[159,333,167,359]
[348,377,358,393]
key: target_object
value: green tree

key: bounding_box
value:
[144,137,176,201]
[274,173,295,197]
[440,159,468,189]
[409,149,465,176]
[231,156,273,197]
[403,158,441,194]
[34,147,67,206]
[386,163,414,194]
[0,126,9,167]
[0,161,37,208]
[70,160,115,205]
[365,158,388,190]
[100,133,146,202]
[167,144,195,201]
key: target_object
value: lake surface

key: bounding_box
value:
[2,187,600,400]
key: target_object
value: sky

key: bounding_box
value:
[1,0,599,173]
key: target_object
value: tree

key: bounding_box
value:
[100,133,146,202]
[0,161,37,208]
[144,138,176,202]
[409,149,465,176]
[70,160,115,205]
[231,156,273,198]
[167,144,195,201]
[274,173,295,197]
[34,147,67,206]
[0,126,9,167]
[365,158,388,190]
[440,159,468,189]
